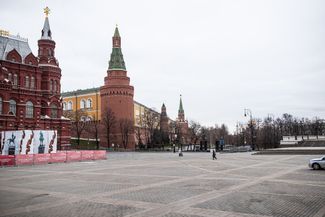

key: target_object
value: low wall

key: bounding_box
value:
[0,150,107,167]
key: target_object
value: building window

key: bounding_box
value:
[50,104,58,118]
[80,99,86,109]
[8,73,12,82]
[0,97,2,114]
[63,102,67,110]
[54,81,59,93]
[31,76,35,89]
[68,101,73,110]
[87,98,92,108]
[41,102,47,116]
[26,101,34,118]
[49,80,53,92]
[53,80,56,93]
[25,76,29,88]
[9,100,16,115]
[13,74,18,87]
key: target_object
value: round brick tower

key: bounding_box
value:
[160,103,169,134]
[100,27,135,150]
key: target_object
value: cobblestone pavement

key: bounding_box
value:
[0,152,325,217]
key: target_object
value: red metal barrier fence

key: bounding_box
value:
[0,151,107,167]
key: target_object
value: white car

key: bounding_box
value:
[308,156,325,170]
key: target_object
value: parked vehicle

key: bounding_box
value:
[308,156,325,170]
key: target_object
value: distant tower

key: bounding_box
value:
[178,95,185,122]
[176,95,189,144]
[160,103,169,133]
[100,26,135,149]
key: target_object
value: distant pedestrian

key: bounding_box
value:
[173,144,176,153]
[178,149,183,157]
[212,150,217,160]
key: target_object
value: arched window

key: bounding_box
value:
[87,98,92,108]
[0,97,2,114]
[87,116,93,121]
[8,73,12,82]
[26,101,34,118]
[55,81,58,93]
[49,80,53,92]
[25,76,29,88]
[13,74,18,87]
[50,104,58,118]
[68,101,73,110]
[9,100,16,115]
[80,99,86,109]
[63,102,67,110]
[31,76,35,89]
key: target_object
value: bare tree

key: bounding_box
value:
[142,109,160,148]
[189,120,201,150]
[86,120,100,149]
[135,126,143,148]
[119,118,133,149]
[101,108,116,148]
[63,109,88,146]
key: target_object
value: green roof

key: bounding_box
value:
[178,96,184,113]
[108,47,126,70]
[61,87,100,97]
[114,26,120,37]
[108,26,126,70]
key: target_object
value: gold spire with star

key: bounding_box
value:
[44,6,50,17]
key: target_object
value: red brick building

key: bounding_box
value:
[100,27,135,150]
[0,12,71,150]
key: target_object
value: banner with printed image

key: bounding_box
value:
[33,130,57,154]
[1,130,57,155]
[1,131,22,155]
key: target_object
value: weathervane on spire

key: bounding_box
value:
[44,6,50,17]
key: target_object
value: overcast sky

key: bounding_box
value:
[2,0,325,132]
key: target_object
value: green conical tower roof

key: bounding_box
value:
[113,26,120,37]
[178,95,184,113]
[108,26,126,70]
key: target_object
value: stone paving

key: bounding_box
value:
[0,152,325,217]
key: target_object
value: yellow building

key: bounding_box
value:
[62,87,159,125]
[62,87,101,121]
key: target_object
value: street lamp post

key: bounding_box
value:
[268,113,275,148]
[244,108,255,151]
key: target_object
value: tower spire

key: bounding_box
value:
[108,26,126,70]
[41,7,52,40]
[114,25,120,38]
[178,94,185,122]
[178,94,184,113]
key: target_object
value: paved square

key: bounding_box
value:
[0,152,325,217]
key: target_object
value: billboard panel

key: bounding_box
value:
[1,130,57,155]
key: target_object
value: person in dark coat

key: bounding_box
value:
[212,150,217,160]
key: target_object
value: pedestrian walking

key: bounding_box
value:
[212,150,217,160]
[178,149,183,157]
